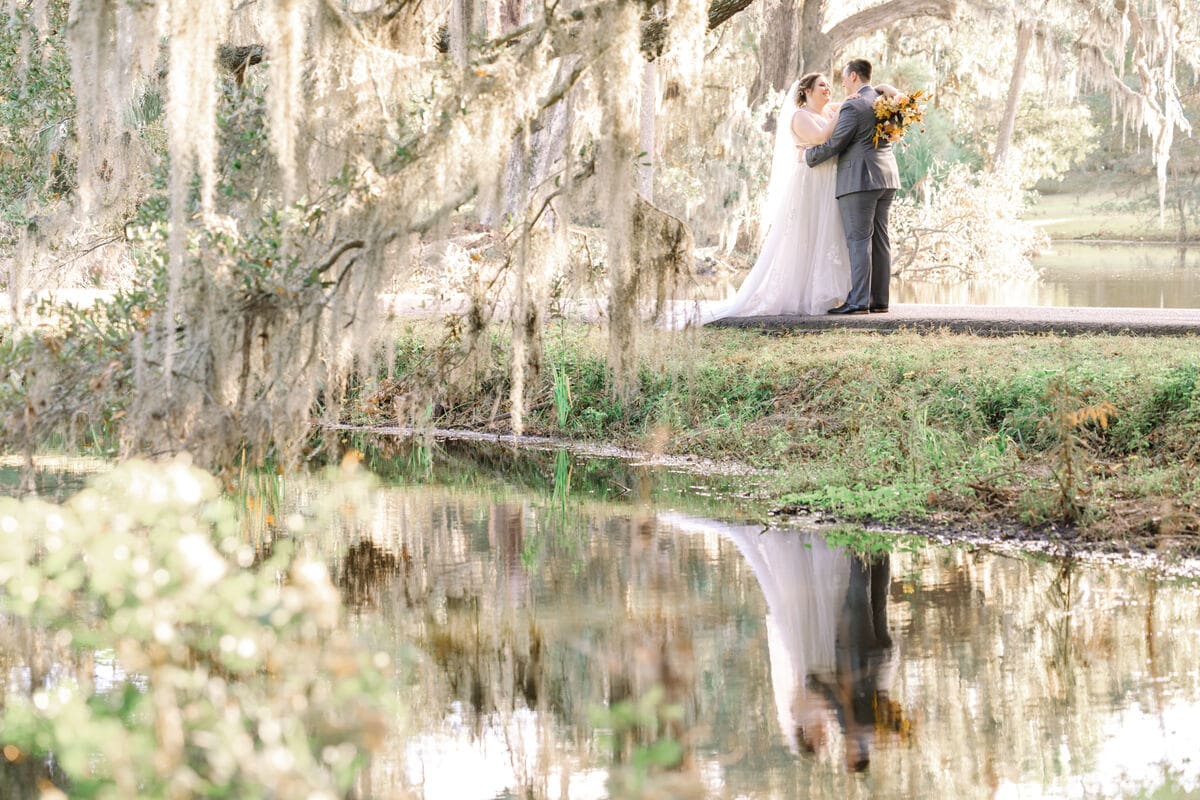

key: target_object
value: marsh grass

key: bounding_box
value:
[365,322,1200,542]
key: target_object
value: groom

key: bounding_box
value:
[804,58,900,314]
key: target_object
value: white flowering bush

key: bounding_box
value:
[0,458,395,799]
[891,160,1048,284]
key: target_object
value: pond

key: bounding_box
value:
[895,242,1200,309]
[5,440,1200,799]
[335,440,1200,798]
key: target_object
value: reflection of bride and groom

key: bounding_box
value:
[663,513,905,770]
[732,527,902,771]
[680,58,902,326]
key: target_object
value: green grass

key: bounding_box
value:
[369,322,1200,541]
[1027,174,1193,241]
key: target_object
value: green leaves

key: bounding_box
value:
[0,3,75,233]
[0,459,396,798]
[590,685,687,793]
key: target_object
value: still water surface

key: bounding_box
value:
[331,443,1200,799]
[895,243,1200,308]
[5,444,1200,798]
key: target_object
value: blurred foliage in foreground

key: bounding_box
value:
[0,458,396,799]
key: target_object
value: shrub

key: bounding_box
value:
[890,160,1047,284]
[0,458,395,799]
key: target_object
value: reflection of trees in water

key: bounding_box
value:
[885,547,1200,798]
[336,540,400,610]
[1042,561,1078,707]
[0,619,86,798]
[412,511,703,728]
[275,471,1200,798]
[340,434,751,516]
[317,493,772,795]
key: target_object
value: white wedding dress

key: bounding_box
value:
[672,87,851,327]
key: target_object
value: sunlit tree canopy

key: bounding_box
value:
[0,0,1195,466]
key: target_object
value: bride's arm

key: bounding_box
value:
[875,83,906,101]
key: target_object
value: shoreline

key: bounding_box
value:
[327,422,1200,577]
[711,302,1200,336]
[357,322,1200,562]
[1043,237,1199,246]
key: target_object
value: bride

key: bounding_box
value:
[676,73,896,325]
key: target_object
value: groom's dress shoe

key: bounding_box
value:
[869,305,889,313]
[828,303,868,315]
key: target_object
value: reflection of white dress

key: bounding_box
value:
[656,513,849,753]
[679,109,851,325]
[726,528,849,753]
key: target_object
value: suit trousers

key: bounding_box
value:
[837,188,896,309]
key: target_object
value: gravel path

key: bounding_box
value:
[713,303,1200,336]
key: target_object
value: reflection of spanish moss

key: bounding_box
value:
[489,504,524,569]
[423,611,545,721]
[1043,560,1076,704]
[336,540,400,611]
[0,619,83,799]
[0,756,72,800]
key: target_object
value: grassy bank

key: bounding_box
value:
[1027,174,1196,242]
[362,322,1200,552]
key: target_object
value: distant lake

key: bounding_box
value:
[894,242,1200,308]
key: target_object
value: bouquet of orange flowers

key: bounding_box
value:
[873,89,928,147]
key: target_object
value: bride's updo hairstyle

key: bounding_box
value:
[796,72,825,107]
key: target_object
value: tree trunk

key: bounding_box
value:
[800,0,831,75]
[448,0,470,68]
[994,18,1033,167]
[638,59,657,200]
[1177,192,1188,243]
[484,0,527,36]
[751,0,800,105]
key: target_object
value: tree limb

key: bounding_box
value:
[314,240,365,274]
[707,0,757,29]
[217,44,265,86]
[538,60,588,110]
[642,0,759,57]
[824,0,956,56]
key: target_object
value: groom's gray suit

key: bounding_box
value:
[804,86,901,310]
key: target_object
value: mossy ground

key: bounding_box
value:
[358,321,1200,555]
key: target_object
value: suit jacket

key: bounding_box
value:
[804,86,901,198]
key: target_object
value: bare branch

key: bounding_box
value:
[314,240,366,274]
[825,0,956,55]
[538,61,588,110]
